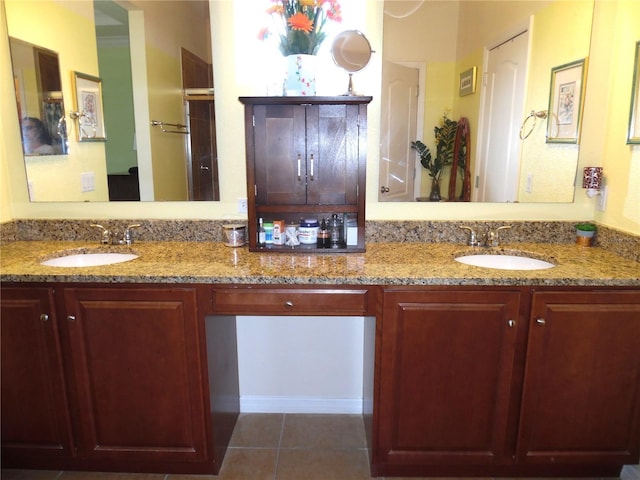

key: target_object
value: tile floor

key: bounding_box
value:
[2,414,640,480]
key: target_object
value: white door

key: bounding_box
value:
[379,61,419,202]
[476,31,529,202]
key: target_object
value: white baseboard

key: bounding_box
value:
[240,395,363,414]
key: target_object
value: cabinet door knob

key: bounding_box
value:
[535,317,546,325]
[67,315,76,322]
[40,313,49,322]
[285,301,294,308]
[309,153,314,180]
[297,154,302,180]
[380,186,390,193]
[508,319,516,328]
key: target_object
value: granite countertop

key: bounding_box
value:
[1,240,639,286]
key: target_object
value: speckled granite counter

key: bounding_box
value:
[1,240,638,286]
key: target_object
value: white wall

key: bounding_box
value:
[237,316,365,413]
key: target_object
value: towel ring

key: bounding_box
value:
[519,110,548,140]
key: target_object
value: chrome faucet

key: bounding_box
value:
[460,225,512,247]
[91,224,112,244]
[91,223,141,245]
[486,225,512,247]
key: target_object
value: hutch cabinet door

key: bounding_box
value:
[253,103,307,205]
[1,287,74,466]
[376,289,522,475]
[306,103,360,205]
[253,103,360,206]
[518,290,640,467]
[61,286,210,468]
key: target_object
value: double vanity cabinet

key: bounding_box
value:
[2,277,639,477]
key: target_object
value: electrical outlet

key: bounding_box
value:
[525,173,533,193]
[237,198,248,214]
[596,185,608,211]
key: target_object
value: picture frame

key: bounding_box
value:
[459,66,477,97]
[72,71,106,141]
[627,41,640,144]
[546,58,587,143]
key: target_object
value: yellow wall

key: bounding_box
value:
[518,0,593,202]
[4,0,109,202]
[590,0,640,232]
[0,0,638,235]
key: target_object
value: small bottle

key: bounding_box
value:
[317,218,329,248]
[257,218,266,246]
[264,222,274,245]
[329,213,343,247]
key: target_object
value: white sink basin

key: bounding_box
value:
[455,254,555,271]
[41,252,138,268]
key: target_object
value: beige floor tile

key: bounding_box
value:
[280,414,365,450]
[276,448,371,480]
[216,447,278,480]
[59,473,163,480]
[1,471,61,480]
[622,463,640,480]
[58,471,166,480]
[229,413,284,448]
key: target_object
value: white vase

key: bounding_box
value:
[284,54,317,96]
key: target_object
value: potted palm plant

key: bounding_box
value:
[575,222,597,246]
[411,115,457,201]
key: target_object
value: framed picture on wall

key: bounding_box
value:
[459,67,477,96]
[546,58,587,143]
[627,41,640,144]
[72,71,106,141]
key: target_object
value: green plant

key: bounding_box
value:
[575,222,597,231]
[410,114,458,181]
[259,0,342,56]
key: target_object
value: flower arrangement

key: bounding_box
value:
[259,0,342,56]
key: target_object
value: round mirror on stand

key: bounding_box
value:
[331,30,372,96]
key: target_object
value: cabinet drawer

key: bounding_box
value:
[212,287,371,315]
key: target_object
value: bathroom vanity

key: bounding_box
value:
[1,239,639,477]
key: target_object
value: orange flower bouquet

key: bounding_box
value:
[259,0,342,56]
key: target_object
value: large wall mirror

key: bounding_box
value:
[380,0,595,203]
[5,0,218,202]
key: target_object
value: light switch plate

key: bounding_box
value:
[81,172,95,192]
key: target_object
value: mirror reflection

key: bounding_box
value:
[380,0,594,203]
[9,38,67,156]
[5,0,218,202]
[331,30,372,96]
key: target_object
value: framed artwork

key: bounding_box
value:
[627,41,640,144]
[546,58,587,143]
[459,66,477,96]
[72,71,106,141]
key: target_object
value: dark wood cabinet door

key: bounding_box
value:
[306,104,360,205]
[518,290,640,467]
[1,287,73,466]
[253,104,307,205]
[376,289,522,473]
[61,287,209,467]
[253,103,360,206]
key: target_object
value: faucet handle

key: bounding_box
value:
[90,224,111,244]
[459,226,482,247]
[488,225,512,247]
[123,224,141,245]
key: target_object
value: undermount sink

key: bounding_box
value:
[454,254,555,271]
[40,252,139,268]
